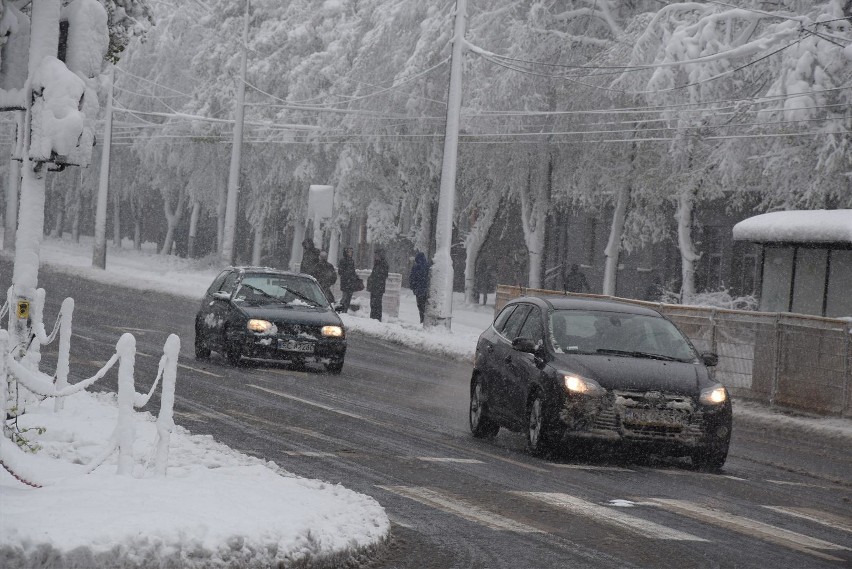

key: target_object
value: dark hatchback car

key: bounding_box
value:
[470,296,732,469]
[194,267,346,373]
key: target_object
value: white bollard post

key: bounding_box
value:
[155,334,180,476]
[115,333,136,476]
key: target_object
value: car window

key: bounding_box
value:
[501,304,532,341]
[220,272,239,295]
[517,307,544,343]
[492,305,516,333]
[206,270,229,295]
[235,273,329,307]
[549,309,696,360]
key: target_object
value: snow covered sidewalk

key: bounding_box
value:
[0,392,389,568]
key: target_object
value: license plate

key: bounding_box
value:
[278,340,314,353]
[622,409,683,427]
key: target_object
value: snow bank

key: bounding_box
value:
[732,210,852,244]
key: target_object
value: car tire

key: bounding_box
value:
[527,392,560,457]
[194,329,211,360]
[469,376,500,439]
[327,358,344,375]
[691,442,729,472]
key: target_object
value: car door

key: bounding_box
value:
[207,270,239,351]
[491,303,532,421]
[476,304,516,406]
[505,306,546,422]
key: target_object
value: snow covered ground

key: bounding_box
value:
[2,235,851,568]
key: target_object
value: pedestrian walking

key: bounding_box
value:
[315,250,337,304]
[337,246,360,313]
[562,263,590,294]
[409,252,430,324]
[299,239,320,277]
[367,248,389,321]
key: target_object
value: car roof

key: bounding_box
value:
[507,295,663,317]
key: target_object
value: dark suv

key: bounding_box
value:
[469,296,731,469]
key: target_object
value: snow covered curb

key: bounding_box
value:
[0,392,390,569]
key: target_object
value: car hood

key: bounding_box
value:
[554,353,709,395]
[236,304,342,326]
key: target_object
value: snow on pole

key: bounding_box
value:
[0,330,8,431]
[53,297,73,412]
[426,0,467,331]
[92,65,113,269]
[115,333,136,476]
[155,334,180,476]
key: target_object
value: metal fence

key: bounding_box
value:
[495,285,852,418]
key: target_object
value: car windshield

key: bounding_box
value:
[549,309,697,362]
[234,274,328,308]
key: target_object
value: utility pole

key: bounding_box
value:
[221,0,250,265]
[92,65,114,269]
[425,0,467,330]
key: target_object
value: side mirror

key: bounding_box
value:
[212,291,231,302]
[701,352,719,367]
[512,337,538,354]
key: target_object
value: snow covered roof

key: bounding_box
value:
[732,210,852,244]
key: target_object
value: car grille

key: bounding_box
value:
[588,390,704,443]
[274,323,323,340]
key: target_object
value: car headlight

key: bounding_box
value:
[247,319,273,333]
[562,373,605,396]
[322,325,344,338]
[699,385,727,405]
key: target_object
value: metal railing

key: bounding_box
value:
[496,285,852,418]
[1,287,181,486]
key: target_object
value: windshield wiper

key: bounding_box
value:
[595,348,685,362]
[280,286,321,307]
[240,283,276,299]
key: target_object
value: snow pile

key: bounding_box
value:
[732,210,852,244]
[0,392,390,568]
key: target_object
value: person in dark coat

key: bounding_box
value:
[300,239,320,277]
[315,250,337,304]
[367,248,389,321]
[337,246,359,313]
[408,252,430,324]
[563,263,590,294]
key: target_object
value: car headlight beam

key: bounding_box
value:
[699,385,727,405]
[322,325,344,338]
[247,319,273,334]
[563,374,605,396]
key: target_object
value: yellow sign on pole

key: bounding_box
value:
[15,300,29,319]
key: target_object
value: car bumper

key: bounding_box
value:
[240,334,347,361]
[557,390,731,449]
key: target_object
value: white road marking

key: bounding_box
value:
[177,363,222,377]
[105,325,159,334]
[249,384,370,422]
[767,480,833,489]
[388,515,414,529]
[283,451,337,457]
[551,464,634,472]
[646,498,849,561]
[516,492,705,541]
[72,333,96,341]
[763,506,852,534]
[378,486,543,533]
[415,457,484,464]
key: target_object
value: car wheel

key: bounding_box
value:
[691,442,729,472]
[469,376,500,439]
[327,358,344,375]
[194,328,211,360]
[527,392,560,457]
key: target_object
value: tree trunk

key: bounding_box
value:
[251,218,263,266]
[676,188,699,302]
[160,187,187,256]
[463,191,499,304]
[112,192,121,248]
[603,142,636,296]
[217,182,227,254]
[520,154,550,289]
[71,172,82,243]
[3,117,22,252]
[51,187,65,238]
[187,200,200,258]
